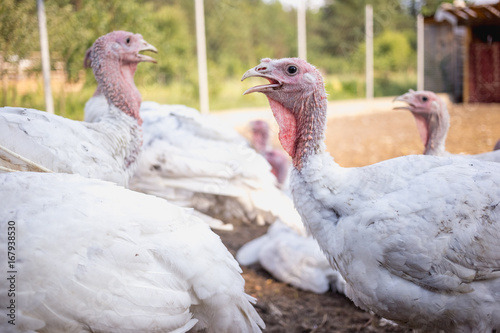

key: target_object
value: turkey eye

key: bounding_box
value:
[286,65,298,75]
[422,96,428,102]
[126,37,131,44]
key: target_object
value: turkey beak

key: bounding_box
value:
[393,92,415,111]
[241,67,281,95]
[138,40,158,64]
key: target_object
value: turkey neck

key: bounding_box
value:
[87,45,144,185]
[289,86,328,170]
[90,46,143,126]
[423,110,449,156]
[285,86,345,238]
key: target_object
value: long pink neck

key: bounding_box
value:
[91,47,142,125]
[424,110,449,156]
[292,89,328,170]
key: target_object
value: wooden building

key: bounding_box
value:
[424,2,500,103]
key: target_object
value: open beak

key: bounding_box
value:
[393,92,415,111]
[138,40,158,63]
[241,67,281,95]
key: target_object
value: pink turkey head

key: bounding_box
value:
[394,90,449,154]
[84,31,157,125]
[242,58,327,160]
[84,31,157,69]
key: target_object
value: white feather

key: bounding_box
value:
[236,220,345,294]
[0,172,264,333]
[87,99,304,229]
[0,105,140,186]
[293,152,500,331]
[245,58,500,332]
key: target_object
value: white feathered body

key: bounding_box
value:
[0,106,141,186]
[291,152,500,331]
[457,150,500,163]
[236,220,345,294]
[427,147,500,163]
[89,100,302,227]
[0,172,264,333]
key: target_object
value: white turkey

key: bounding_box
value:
[394,89,500,162]
[0,171,264,333]
[237,119,345,294]
[0,31,157,186]
[242,57,500,332]
[85,97,302,229]
[236,220,345,294]
[249,119,290,188]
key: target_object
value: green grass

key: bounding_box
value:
[3,83,94,121]
[141,80,270,111]
[141,83,198,109]
[374,71,417,97]
[2,71,416,120]
[324,71,417,100]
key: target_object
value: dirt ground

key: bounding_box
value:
[215,103,500,333]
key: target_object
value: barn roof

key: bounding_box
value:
[433,2,500,26]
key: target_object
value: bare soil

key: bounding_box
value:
[215,103,500,333]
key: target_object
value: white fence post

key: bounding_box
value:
[195,0,209,114]
[417,13,424,91]
[37,0,54,114]
[298,0,307,60]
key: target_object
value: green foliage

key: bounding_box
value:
[370,30,415,73]
[0,0,38,56]
[375,31,414,72]
[420,0,453,16]
[1,0,422,116]
[324,75,365,100]
[307,0,366,62]
[10,82,94,120]
[375,71,417,97]
[0,0,38,105]
[136,3,197,87]
[349,30,416,76]
[307,0,416,74]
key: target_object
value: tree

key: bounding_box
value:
[374,30,414,72]
[0,0,38,105]
[307,0,416,74]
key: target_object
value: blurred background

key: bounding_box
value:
[0,0,498,119]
